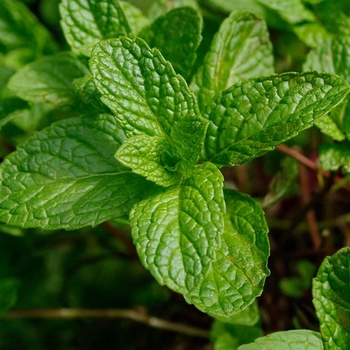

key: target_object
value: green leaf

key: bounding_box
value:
[115,135,182,187]
[211,319,263,350]
[59,0,131,57]
[214,301,261,325]
[262,157,298,208]
[293,23,331,48]
[191,10,274,113]
[90,37,207,176]
[130,163,225,298]
[319,142,350,172]
[256,0,316,24]
[131,175,270,318]
[147,0,200,20]
[0,279,19,313]
[313,247,350,350]
[0,0,56,55]
[238,330,323,349]
[120,1,149,34]
[8,52,89,107]
[189,190,269,317]
[140,7,202,79]
[203,72,350,167]
[0,114,154,230]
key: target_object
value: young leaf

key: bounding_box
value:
[90,37,208,176]
[140,7,202,79]
[59,0,131,57]
[238,330,323,350]
[147,0,200,20]
[312,247,350,350]
[203,72,350,167]
[115,135,182,187]
[0,114,154,230]
[7,52,89,107]
[191,11,274,113]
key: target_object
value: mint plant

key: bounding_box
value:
[1,0,350,348]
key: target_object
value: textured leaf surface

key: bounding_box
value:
[186,190,269,317]
[256,0,315,24]
[131,179,270,317]
[313,247,350,350]
[130,163,224,297]
[8,52,89,106]
[115,135,182,187]
[238,330,323,350]
[203,72,350,167]
[191,11,274,113]
[0,114,153,230]
[90,37,207,176]
[60,0,131,57]
[140,7,202,79]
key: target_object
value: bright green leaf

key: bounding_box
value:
[131,163,228,314]
[238,330,323,349]
[8,52,89,107]
[214,301,261,325]
[203,72,350,167]
[293,23,331,48]
[90,37,207,175]
[313,247,350,350]
[0,114,154,230]
[140,7,202,79]
[59,0,131,57]
[191,10,274,113]
[256,0,316,24]
[115,135,182,187]
[187,190,269,317]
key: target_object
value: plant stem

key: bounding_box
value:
[3,308,210,339]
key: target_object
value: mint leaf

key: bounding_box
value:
[0,114,153,230]
[313,247,350,350]
[59,0,131,57]
[319,142,350,172]
[130,163,226,312]
[191,10,274,113]
[187,190,269,317]
[148,0,200,20]
[120,1,149,34]
[256,0,316,24]
[262,157,298,208]
[0,0,56,55]
[203,72,350,167]
[115,135,182,187]
[140,7,202,79]
[293,23,331,48]
[131,174,270,318]
[90,37,207,176]
[214,301,261,325]
[238,330,323,350]
[7,52,89,107]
